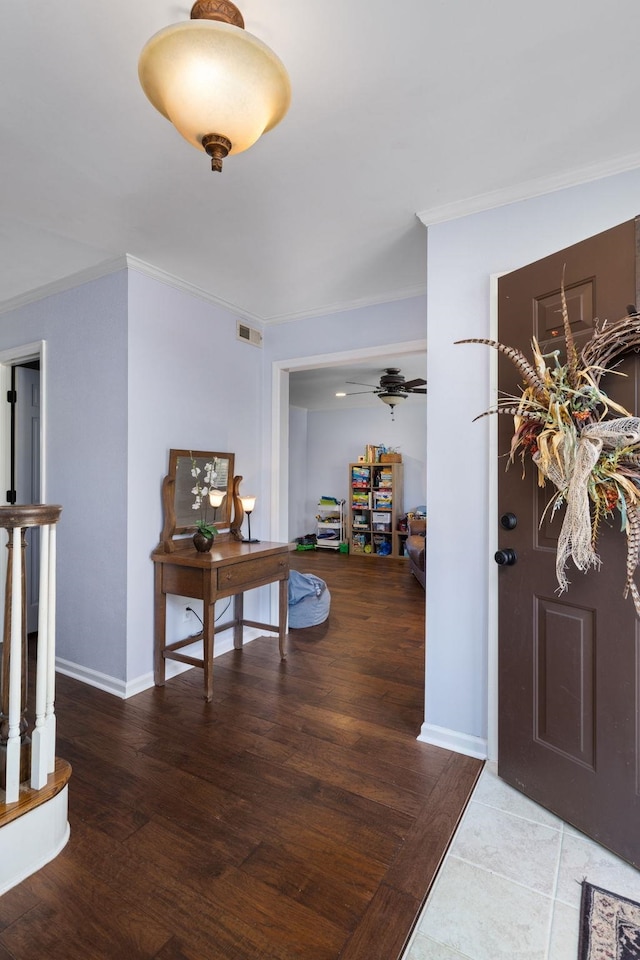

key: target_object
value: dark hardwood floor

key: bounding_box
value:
[0,551,482,960]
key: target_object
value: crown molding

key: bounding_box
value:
[417,150,640,228]
[0,254,265,325]
[0,256,130,316]
[0,253,426,326]
[264,282,426,326]
[124,255,265,325]
[0,253,426,325]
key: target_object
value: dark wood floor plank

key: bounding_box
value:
[384,750,484,900]
[152,939,196,960]
[28,819,295,960]
[205,865,347,960]
[0,551,482,960]
[280,736,436,817]
[273,722,441,795]
[2,862,172,960]
[240,839,372,929]
[0,885,40,933]
[338,882,421,960]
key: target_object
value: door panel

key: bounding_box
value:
[533,597,595,768]
[498,218,640,866]
[534,281,595,344]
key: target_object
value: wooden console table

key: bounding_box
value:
[152,538,290,701]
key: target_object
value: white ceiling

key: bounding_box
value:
[2,1,640,324]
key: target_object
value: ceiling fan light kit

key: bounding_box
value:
[379,390,408,406]
[138,0,291,172]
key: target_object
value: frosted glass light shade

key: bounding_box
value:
[138,19,290,161]
[209,489,226,508]
[240,495,256,512]
[379,392,407,406]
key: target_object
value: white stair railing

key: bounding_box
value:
[0,505,62,805]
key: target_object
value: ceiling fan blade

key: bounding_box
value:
[403,378,427,390]
[344,389,376,396]
[409,387,427,394]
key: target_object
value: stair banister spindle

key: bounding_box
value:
[45,523,57,772]
[5,525,23,803]
[30,523,50,789]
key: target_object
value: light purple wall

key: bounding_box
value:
[425,165,640,753]
[0,266,266,689]
[126,270,264,682]
[266,296,426,360]
[0,271,129,679]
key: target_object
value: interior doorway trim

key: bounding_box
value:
[0,340,46,639]
[487,276,500,762]
[270,339,428,543]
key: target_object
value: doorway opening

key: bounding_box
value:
[0,341,46,640]
[270,339,428,545]
[269,339,428,730]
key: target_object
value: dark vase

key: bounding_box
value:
[193,531,214,553]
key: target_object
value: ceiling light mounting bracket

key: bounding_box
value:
[202,134,232,172]
[190,0,245,28]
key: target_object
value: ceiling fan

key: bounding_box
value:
[345,367,427,418]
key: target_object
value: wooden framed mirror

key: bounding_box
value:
[160,449,243,551]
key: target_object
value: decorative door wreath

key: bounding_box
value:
[458,291,640,615]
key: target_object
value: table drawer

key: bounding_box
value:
[218,554,288,591]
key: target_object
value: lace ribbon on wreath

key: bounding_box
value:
[534,418,640,613]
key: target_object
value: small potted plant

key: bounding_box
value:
[190,456,219,552]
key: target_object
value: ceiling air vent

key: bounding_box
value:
[237,321,263,348]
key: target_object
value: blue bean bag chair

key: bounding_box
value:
[288,570,331,628]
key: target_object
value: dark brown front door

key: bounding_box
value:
[497,218,640,867]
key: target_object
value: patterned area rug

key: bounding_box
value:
[579,882,640,959]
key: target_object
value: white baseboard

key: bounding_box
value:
[55,627,264,700]
[55,657,129,698]
[419,722,488,760]
[123,659,193,699]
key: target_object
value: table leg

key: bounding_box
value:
[233,592,244,650]
[202,580,214,703]
[153,565,166,687]
[279,578,288,660]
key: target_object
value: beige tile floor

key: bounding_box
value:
[401,761,640,960]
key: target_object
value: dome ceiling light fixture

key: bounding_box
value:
[138,0,291,172]
[378,390,408,407]
[378,390,407,421]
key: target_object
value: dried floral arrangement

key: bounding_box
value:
[457,293,640,615]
